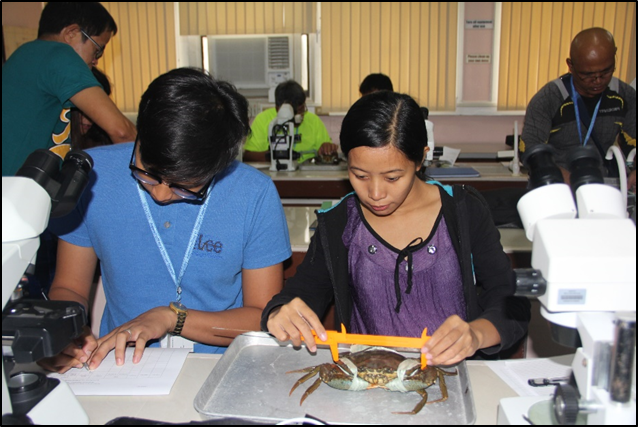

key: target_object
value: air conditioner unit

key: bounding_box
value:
[205,34,295,91]
[179,33,316,104]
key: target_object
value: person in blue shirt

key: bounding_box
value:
[43,68,292,372]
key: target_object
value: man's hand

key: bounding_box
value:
[87,306,175,369]
[38,326,98,373]
[318,142,338,156]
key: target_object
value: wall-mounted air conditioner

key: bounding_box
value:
[206,34,293,90]
[179,33,316,105]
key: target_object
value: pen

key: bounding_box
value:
[83,362,91,371]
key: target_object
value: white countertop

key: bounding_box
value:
[284,206,531,254]
[248,162,529,183]
[77,352,521,425]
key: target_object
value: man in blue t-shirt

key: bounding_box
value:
[43,68,292,372]
[2,2,136,176]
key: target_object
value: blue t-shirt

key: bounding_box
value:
[49,143,292,353]
[2,40,100,176]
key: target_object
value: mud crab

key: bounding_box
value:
[287,346,458,415]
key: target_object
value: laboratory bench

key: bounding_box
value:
[73,204,538,426]
[248,161,528,201]
[77,352,522,425]
[444,142,515,162]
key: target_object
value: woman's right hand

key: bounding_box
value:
[37,326,98,374]
[266,297,327,352]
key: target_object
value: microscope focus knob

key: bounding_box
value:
[553,383,579,425]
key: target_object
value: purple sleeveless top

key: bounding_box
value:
[343,197,466,337]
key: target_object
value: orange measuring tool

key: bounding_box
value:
[309,324,431,369]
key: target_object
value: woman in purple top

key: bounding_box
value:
[262,92,530,366]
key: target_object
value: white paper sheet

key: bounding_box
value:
[439,146,461,165]
[485,354,574,397]
[47,347,191,396]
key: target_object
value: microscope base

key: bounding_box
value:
[10,374,89,425]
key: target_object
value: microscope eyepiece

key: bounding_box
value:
[568,145,604,194]
[14,149,94,218]
[523,144,564,189]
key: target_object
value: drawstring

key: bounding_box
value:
[393,237,423,313]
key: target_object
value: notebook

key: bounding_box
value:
[47,347,190,395]
[428,167,480,178]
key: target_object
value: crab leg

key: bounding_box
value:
[392,389,429,415]
[299,378,323,405]
[287,366,321,396]
[422,369,454,405]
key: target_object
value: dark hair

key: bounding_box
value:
[136,68,250,185]
[91,67,111,94]
[38,2,117,38]
[71,68,113,150]
[274,80,306,110]
[420,106,429,120]
[340,91,427,178]
[359,73,394,96]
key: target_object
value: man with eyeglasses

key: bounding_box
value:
[520,27,636,190]
[243,80,337,163]
[2,2,136,176]
[42,68,292,372]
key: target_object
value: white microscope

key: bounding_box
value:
[421,106,436,167]
[498,144,636,425]
[2,149,94,424]
[269,103,301,172]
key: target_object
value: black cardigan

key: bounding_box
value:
[262,184,531,356]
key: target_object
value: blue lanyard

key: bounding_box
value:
[136,184,211,301]
[570,77,602,147]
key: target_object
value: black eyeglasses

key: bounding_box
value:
[571,62,616,83]
[129,138,215,201]
[80,29,104,60]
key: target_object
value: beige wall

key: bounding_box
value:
[320,2,458,113]
[1,2,41,28]
[100,2,177,113]
[2,2,635,145]
[499,2,637,110]
[2,2,41,59]
[179,2,316,35]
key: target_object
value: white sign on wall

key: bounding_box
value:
[465,20,494,29]
[466,54,491,63]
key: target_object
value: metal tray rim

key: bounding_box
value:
[194,332,476,425]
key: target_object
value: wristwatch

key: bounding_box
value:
[169,301,188,336]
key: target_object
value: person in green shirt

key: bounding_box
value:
[243,80,337,163]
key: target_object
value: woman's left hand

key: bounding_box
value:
[87,306,175,369]
[421,315,492,366]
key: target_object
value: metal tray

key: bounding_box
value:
[194,332,476,425]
